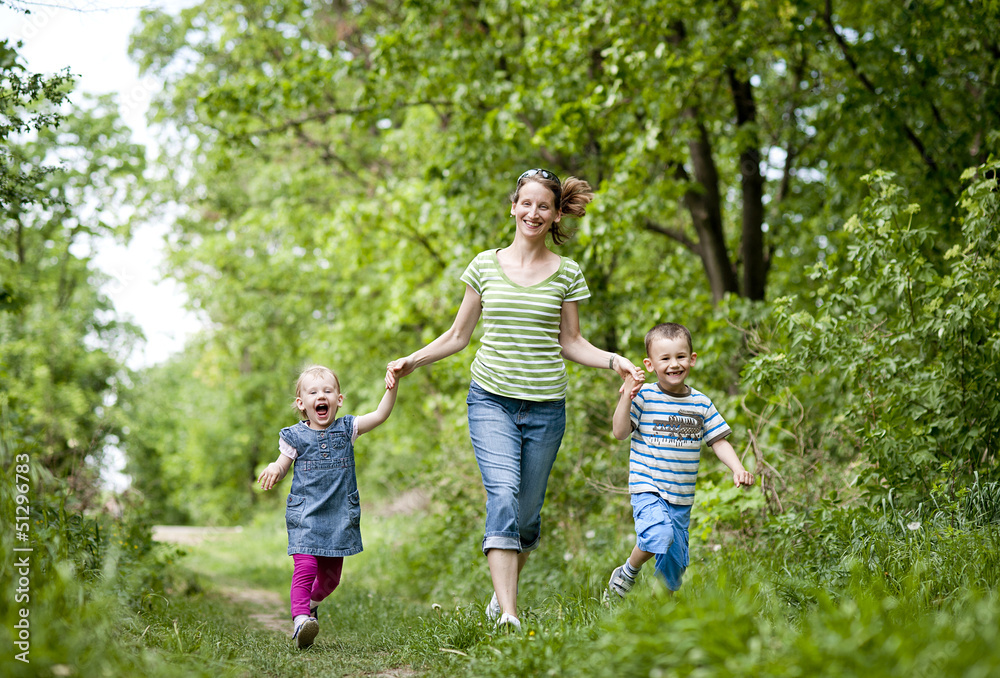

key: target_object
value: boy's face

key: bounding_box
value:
[296,373,344,430]
[644,335,697,395]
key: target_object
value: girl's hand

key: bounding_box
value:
[733,469,755,487]
[257,463,284,491]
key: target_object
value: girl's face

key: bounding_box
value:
[510,180,561,242]
[296,374,344,430]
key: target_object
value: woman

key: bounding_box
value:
[386,168,642,629]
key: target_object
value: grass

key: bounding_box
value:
[9,485,999,677]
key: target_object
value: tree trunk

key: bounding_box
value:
[728,69,767,301]
[683,117,740,304]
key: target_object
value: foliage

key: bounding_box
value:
[120,0,1000,524]
[0,413,197,677]
[744,162,1000,506]
[1,37,143,490]
[0,28,212,676]
[0,37,72,209]
[402,493,1000,678]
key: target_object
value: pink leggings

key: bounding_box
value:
[290,554,344,618]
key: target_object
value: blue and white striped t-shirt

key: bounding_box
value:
[628,383,732,505]
[460,250,590,401]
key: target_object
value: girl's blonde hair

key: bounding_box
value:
[292,365,341,417]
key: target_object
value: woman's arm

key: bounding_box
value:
[386,285,482,388]
[559,301,644,385]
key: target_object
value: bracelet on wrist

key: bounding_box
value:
[609,354,617,370]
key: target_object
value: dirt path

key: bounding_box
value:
[153,525,289,635]
[152,525,244,545]
[151,491,431,645]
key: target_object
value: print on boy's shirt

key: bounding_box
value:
[649,410,704,442]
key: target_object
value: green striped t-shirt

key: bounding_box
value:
[460,250,591,401]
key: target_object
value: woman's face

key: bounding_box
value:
[510,180,561,241]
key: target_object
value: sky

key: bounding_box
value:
[2,0,202,369]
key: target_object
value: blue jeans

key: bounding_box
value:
[467,381,566,553]
[632,492,691,591]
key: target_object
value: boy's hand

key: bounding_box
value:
[732,469,755,487]
[257,463,284,491]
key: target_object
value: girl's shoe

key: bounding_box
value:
[293,617,319,649]
[496,612,521,631]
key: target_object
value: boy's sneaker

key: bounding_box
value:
[293,617,319,649]
[607,565,636,598]
[496,612,521,632]
[486,592,501,621]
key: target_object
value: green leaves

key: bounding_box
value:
[1,39,142,485]
[745,162,1000,504]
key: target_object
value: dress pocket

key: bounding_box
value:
[348,490,361,528]
[285,493,305,529]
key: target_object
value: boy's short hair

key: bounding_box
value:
[644,323,693,355]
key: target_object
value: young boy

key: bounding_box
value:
[607,322,754,597]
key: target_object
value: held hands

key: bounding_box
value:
[614,355,645,399]
[385,356,415,390]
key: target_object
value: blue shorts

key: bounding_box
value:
[631,492,691,591]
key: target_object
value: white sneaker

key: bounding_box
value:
[486,591,501,621]
[607,565,636,599]
[496,612,521,631]
[293,616,319,649]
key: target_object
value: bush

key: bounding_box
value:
[743,162,1000,508]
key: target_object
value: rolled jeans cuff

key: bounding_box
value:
[482,532,523,553]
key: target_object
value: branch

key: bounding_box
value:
[234,100,453,139]
[291,127,362,181]
[822,0,939,175]
[644,219,701,256]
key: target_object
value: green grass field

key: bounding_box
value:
[6,490,1000,677]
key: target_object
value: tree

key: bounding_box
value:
[743,162,1000,504]
[124,0,1000,517]
[369,0,998,302]
[1,36,143,496]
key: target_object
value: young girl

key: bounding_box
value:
[258,365,397,648]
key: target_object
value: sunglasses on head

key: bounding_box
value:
[518,168,560,184]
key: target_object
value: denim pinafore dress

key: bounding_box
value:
[280,415,363,557]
